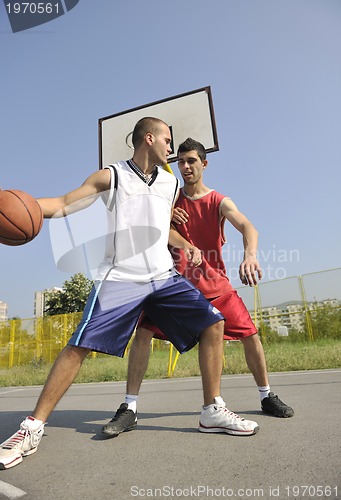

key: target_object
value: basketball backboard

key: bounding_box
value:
[98,86,219,168]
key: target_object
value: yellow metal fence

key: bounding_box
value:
[1,268,340,373]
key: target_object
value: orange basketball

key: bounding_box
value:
[0,189,43,246]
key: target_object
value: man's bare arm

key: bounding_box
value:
[220,197,263,286]
[168,226,202,267]
[37,169,111,218]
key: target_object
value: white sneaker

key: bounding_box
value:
[0,417,45,470]
[199,400,259,436]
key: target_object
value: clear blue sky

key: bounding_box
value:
[1,0,340,318]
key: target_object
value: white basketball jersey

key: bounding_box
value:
[96,160,179,282]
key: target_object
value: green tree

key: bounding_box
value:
[309,305,341,340]
[44,273,93,316]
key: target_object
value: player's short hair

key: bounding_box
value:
[132,117,169,148]
[177,138,206,161]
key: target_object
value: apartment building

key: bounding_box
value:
[0,301,8,321]
[34,288,63,317]
[254,299,339,332]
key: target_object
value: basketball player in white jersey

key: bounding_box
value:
[0,117,258,471]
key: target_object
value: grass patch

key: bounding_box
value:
[223,338,341,373]
[0,339,340,387]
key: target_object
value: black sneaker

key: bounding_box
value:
[261,392,294,418]
[102,403,137,437]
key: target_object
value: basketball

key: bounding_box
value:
[0,189,43,246]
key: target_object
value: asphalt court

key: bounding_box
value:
[0,369,340,500]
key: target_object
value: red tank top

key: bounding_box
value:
[171,189,233,298]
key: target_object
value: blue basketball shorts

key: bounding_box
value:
[68,274,224,357]
[140,289,257,341]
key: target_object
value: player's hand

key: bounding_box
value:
[172,207,189,224]
[239,257,262,286]
[184,245,202,267]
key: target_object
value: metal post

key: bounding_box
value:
[298,275,314,341]
[9,320,15,368]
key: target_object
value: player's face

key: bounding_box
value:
[150,124,172,166]
[177,150,206,185]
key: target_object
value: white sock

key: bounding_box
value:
[125,394,138,413]
[203,396,225,409]
[258,385,270,401]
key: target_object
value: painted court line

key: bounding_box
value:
[0,389,24,396]
[0,480,26,499]
[0,370,340,395]
[64,368,341,389]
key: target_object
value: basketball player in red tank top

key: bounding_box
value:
[103,138,294,438]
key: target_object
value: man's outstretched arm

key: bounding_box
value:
[220,197,263,286]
